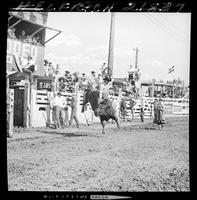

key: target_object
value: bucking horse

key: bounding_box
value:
[82,89,120,134]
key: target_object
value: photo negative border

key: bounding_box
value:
[1,0,195,199]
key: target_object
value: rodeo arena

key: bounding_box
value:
[6,12,190,192]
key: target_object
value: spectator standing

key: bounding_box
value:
[69,92,79,128]
[120,97,127,121]
[79,73,88,90]
[81,73,87,82]
[63,97,69,128]
[157,99,166,130]
[64,71,72,82]
[88,71,97,91]
[44,61,49,76]
[140,97,145,122]
[97,73,103,89]
[48,63,54,76]
[53,92,67,128]
[128,94,136,121]
[153,98,159,124]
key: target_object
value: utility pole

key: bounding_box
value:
[107,12,115,79]
[133,47,139,69]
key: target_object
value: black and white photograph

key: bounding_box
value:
[5,1,191,196]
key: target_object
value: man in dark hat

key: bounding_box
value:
[91,70,95,74]
[103,76,111,82]
[64,70,72,82]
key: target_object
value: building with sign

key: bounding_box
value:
[7,12,61,130]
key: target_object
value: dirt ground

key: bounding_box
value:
[7,116,189,191]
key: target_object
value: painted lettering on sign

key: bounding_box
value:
[7,37,45,76]
[7,38,38,61]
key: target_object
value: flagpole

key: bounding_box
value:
[168,65,175,97]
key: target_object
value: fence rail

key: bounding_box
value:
[31,89,189,127]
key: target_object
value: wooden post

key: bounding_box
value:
[46,91,52,127]
[29,83,33,127]
[23,77,29,128]
[7,82,14,137]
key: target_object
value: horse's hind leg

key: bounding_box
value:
[114,117,120,129]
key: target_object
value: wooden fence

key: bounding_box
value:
[31,89,189,127]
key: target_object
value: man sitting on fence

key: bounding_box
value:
[13,54,37,73]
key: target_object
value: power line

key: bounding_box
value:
[148,14,186,43]
[144,14,187,44]
[158,14,186,36]
[151,14,187,41]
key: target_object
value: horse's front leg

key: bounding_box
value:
[100,119,105,134]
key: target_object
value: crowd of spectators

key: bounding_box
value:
[43,60,142,98]
[42,59,188,99]
[146,83,187,99]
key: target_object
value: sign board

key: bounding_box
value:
[7,37,45,76]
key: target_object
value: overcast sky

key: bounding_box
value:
[45,12,191,85]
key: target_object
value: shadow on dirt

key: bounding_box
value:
[120,122,160,131]
[37,130,88,137]
[37,129,104,138]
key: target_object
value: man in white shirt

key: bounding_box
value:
[53,92,67,128]
[99,77,111,101]
[88,71,97,91]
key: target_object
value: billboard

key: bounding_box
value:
[7,38,45,76]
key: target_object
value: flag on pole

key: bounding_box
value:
[168,65,175,73]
